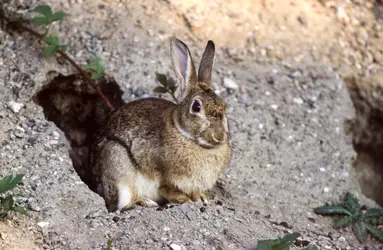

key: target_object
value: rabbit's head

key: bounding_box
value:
[171,38,229,148]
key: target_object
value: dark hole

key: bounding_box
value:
[33,71,124,192]
[344,75,383,206]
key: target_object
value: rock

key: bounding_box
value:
[14,126,25,138]
[37,221,50,228]
[297,15,308,26]
[169,243,182,250]
[293,98,304,105]
[223,77,239,90]
[7,101,24,113]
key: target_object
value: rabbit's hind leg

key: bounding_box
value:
[97,139,137,212]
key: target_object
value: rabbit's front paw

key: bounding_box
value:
[160,186,192,204]
[137,198,159,208]
[191,192,209,204]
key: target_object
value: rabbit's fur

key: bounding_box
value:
[90,38,232,212]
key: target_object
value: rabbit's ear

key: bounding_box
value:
[171,38,197,97]
[198,40,215,86]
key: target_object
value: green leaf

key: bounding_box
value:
[314,204,352,216]
[32,4,52,17]
[167,77,177,93]
[256,232,300,250]
[352,222,367,242]
[43,44,58,57]
[43,36,59,45]
[0,174,24,194]
[83,56,105,80]
[2,196,14,210]
[31,16,51,25]
[365,223,383,242]
[102,237,114,250]
[363,208,383,225]
[343,192,360,214]
[153,86,168,94]
[58,44,68,53]
[156,73,168,87]
[51,11,67,22]
[333,215,353,228]
[12,205,28,215]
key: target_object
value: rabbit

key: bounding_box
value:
[89,38,232,212]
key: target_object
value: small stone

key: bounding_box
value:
[52,131,60,139]
[0,232,7,240]
[323,187,330,193]
[37,221,50,228]
[297,15,308,26]
[169,243,182,250]
[163,226,170,231]
[112,216,120,223]
[308,217,316,223]
[223,77,239,90]
[29,204,41,212]
[14,127,25,138]
[214,221,221,228]
[271,104,278,110]
[7,101,24,113]
[293,98,304,105]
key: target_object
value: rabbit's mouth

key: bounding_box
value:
[211,133,223,143]
[197,132,226,148]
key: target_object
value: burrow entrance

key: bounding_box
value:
[344,74,383,206]
[33,71,124,193]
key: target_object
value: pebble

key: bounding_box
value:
[52,131,60,139]
[7,101,24,113]
[223,77,239,90]
[169,243,182,250]
[293,98,304,105]
[214,221,221,228]
[163,226,170,231]
[14,127,25,138]
[37,221,50,228]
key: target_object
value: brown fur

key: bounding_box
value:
[90,39,232,212]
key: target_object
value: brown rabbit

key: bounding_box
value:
[90,38,232,212]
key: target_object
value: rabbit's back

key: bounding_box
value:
[105,97,175,139]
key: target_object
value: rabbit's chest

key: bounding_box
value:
[174,157,225,194]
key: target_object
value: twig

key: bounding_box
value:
[0,13,114,110]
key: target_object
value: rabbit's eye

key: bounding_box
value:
[191,100,202,113]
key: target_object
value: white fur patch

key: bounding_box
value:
[117,184,132,210]
[136,174,161,202]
